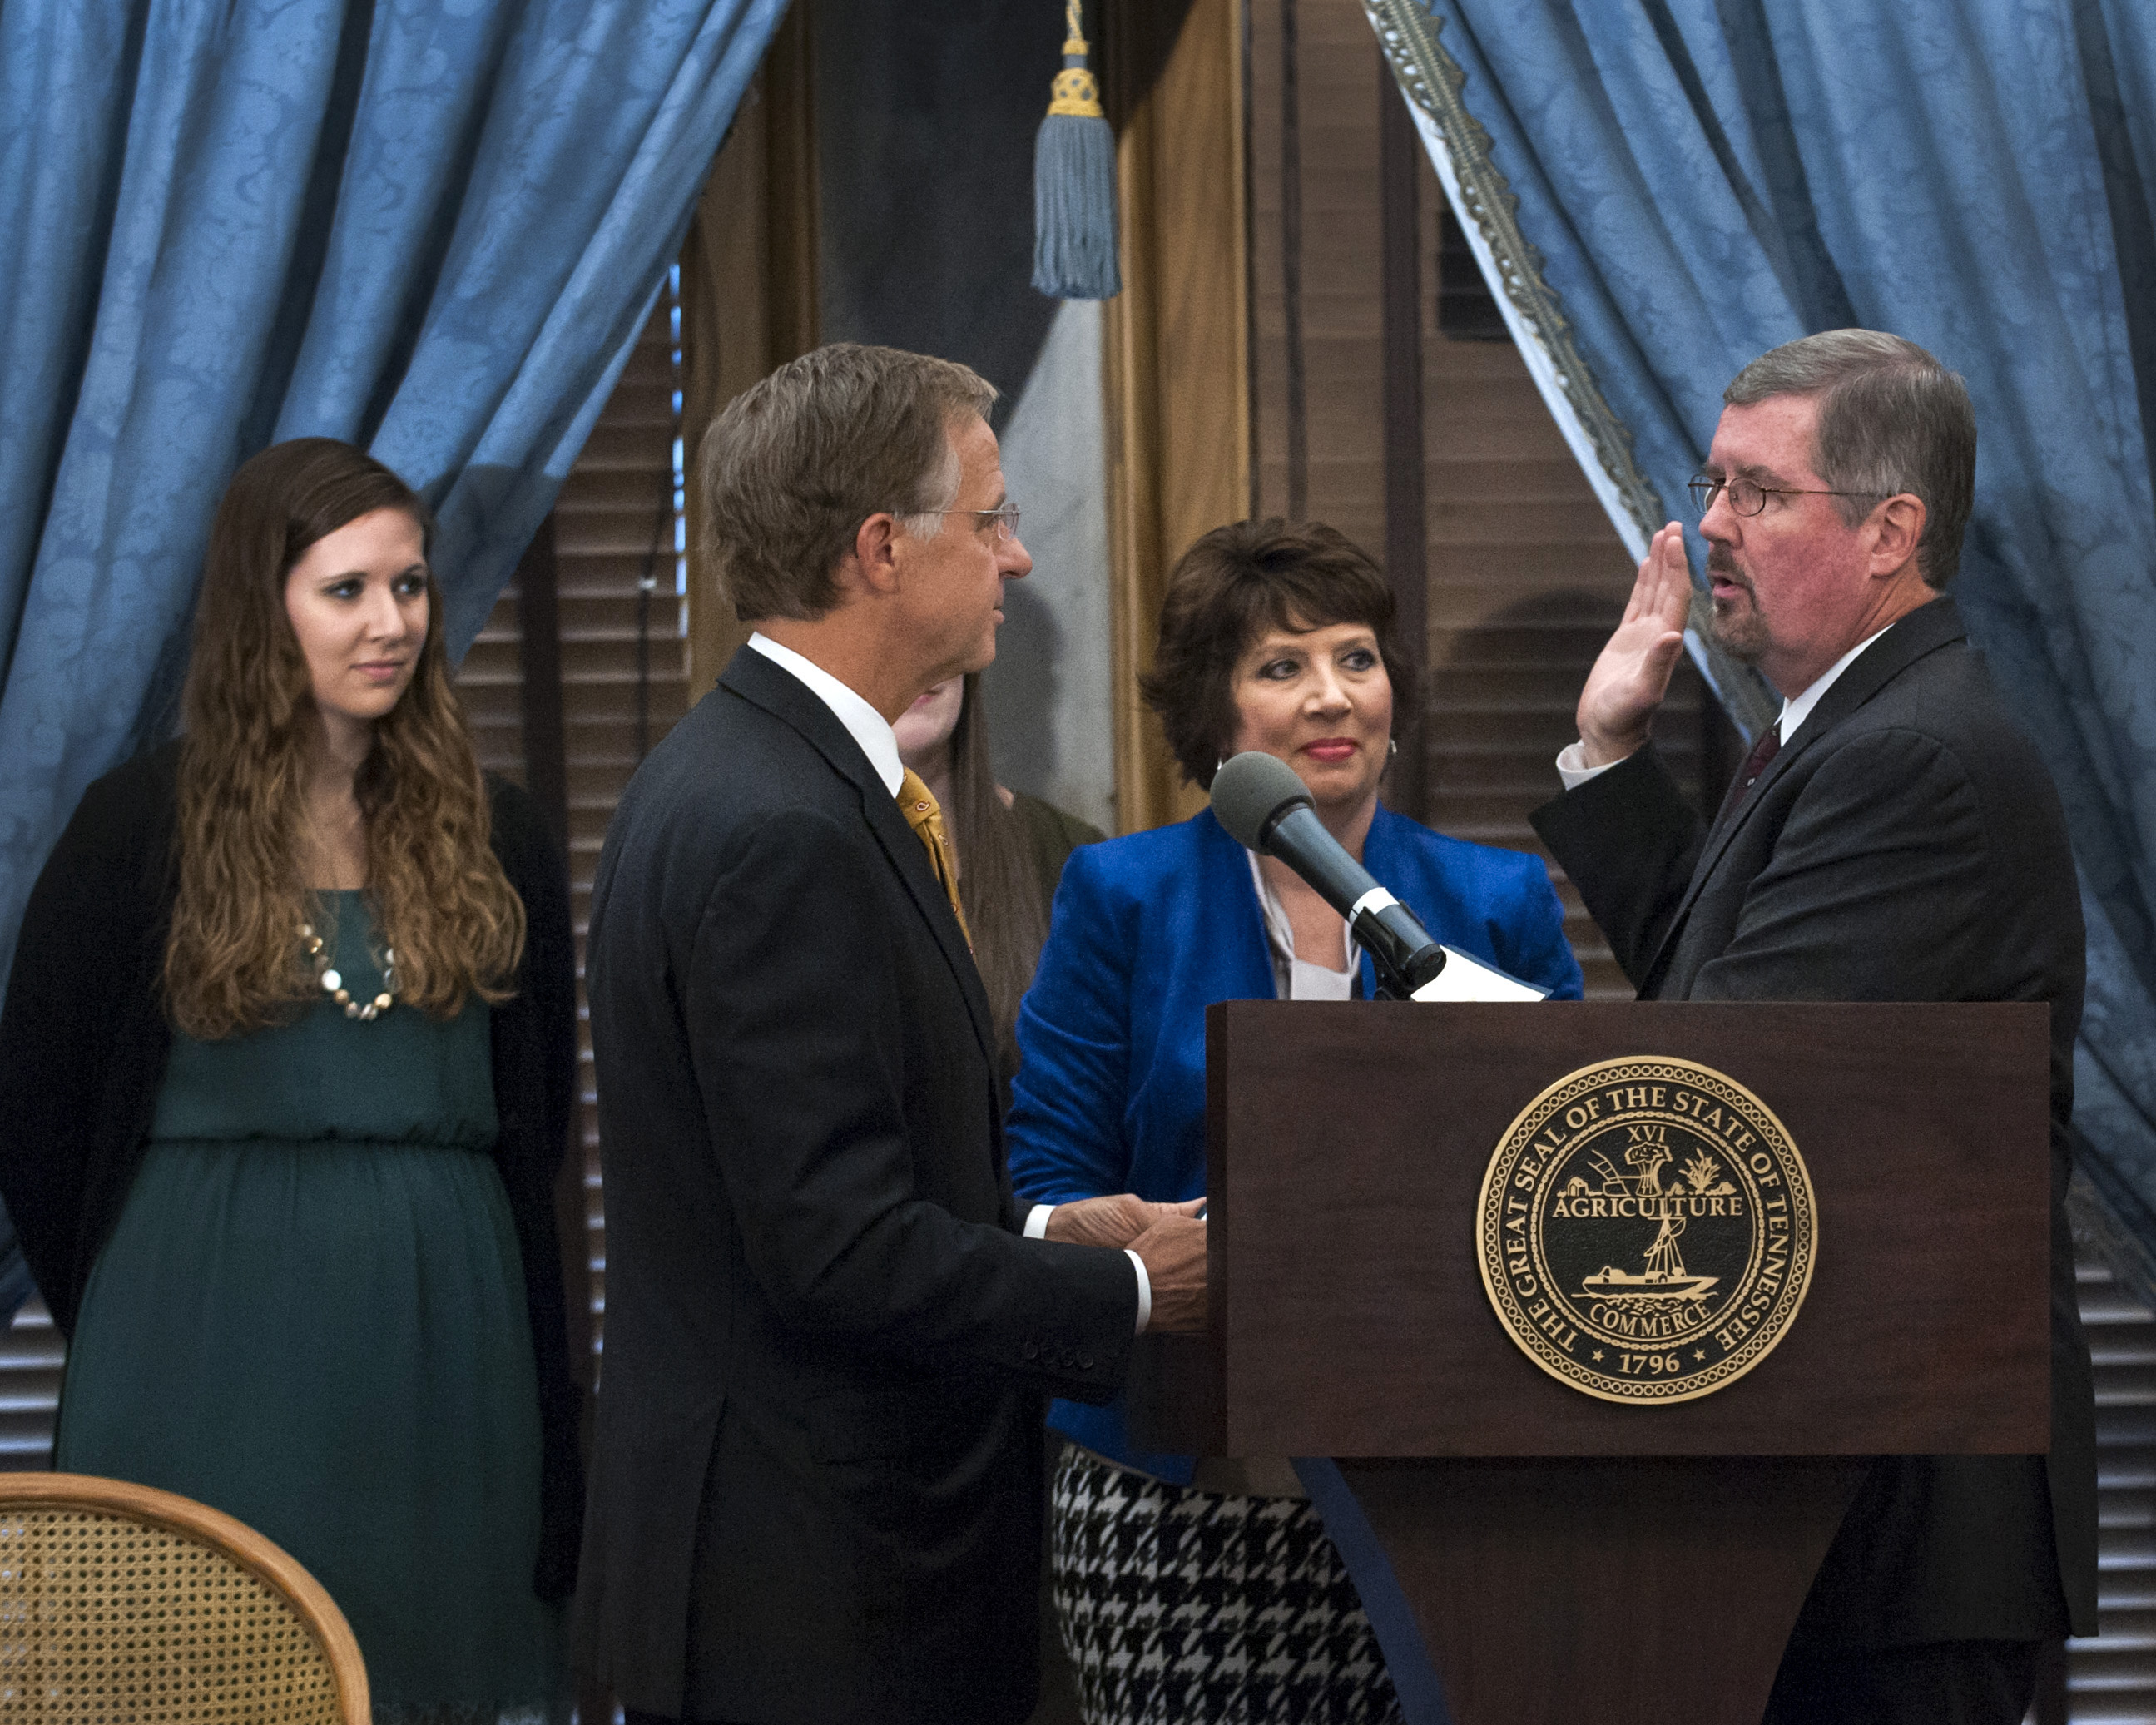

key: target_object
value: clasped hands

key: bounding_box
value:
[1046,1195,1207,1333]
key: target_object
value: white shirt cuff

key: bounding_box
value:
[1557,740,1623,791]
[1026,1204,1150,1331]
[1125,1248,1152,1333]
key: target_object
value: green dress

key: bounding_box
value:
[57,892,558,1722]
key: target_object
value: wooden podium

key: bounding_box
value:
[1129,1000,2053,1725]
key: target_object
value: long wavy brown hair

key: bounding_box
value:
[163,438,524,1039]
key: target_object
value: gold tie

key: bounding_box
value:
[897,769,974,949]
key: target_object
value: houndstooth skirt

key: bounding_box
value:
[1049,1443,1405,1725]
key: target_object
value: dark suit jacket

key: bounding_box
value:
[1532,594,2096,1646]
[0,741,586,1597]
[572,646,1141,1724]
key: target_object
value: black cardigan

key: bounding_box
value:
[0,741,585,1599]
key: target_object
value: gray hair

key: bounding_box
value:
[1724,329,1975,588]
[700,343,999,622]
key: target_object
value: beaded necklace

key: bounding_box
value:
[300,918,399,1021]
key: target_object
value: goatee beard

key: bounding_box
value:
[1707,595,1767,666]
[1705,550,1767,665]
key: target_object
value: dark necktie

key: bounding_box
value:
[1712,724,1782,829]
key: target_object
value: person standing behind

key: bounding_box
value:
[893,672,1103,1092]
[573,344,1207,1725]
[1530,330,2094,1724]
[0,438,582,1721]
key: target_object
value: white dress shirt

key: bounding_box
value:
[746,632,904,794]
[1554,624,1894,790]
[744,636,1152,1331]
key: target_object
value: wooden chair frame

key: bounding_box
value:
[0,1471,370,1723]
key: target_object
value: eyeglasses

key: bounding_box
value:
[905,504,1023,542]
[1688,474,1881,517]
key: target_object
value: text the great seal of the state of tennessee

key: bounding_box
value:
[1475,1057,1816,1404]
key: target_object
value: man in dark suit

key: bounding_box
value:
[575,344,1207,1725]
[1531,330,2094,1724]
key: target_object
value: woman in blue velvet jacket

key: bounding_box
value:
[1009,519,1581,1725]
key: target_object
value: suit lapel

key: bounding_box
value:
[1640,597,1970,997]
[719,647,999,1068]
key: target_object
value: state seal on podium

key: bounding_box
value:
[1475,1056,1817,1404]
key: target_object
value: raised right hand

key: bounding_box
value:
[1577,521,1693,767]
[1131,1212,1207,1333]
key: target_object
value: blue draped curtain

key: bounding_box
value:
[0,0,786,964]
[0,0,787,1312]
[1393,0,2156,1269]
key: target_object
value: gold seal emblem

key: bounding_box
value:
[1476,1057,1816,1404]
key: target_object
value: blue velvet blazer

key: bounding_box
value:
[1007,803,1584,1480]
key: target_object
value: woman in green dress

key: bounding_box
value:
[0,439,583,1723]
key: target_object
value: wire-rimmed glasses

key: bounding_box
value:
[909,504,1023,541]
[1688,474,1882,517]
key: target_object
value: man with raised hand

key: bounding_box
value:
[1533,330,2094,1724]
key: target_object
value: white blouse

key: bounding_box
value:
[1246,851,1359,1002]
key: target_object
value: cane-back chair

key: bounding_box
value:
[0,1471,369,1722]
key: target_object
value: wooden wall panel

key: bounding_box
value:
[1103,0,1251,834]
[1250,0,1381,548]
[1248,0,1289,518]
[1293,7,1386,557]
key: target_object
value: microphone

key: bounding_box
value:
[1209,751,1447,998]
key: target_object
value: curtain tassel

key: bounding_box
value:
[1032,1,1121,300]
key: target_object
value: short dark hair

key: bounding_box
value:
[1724,330,1975,588]
[1140,518,1418,790]
[700,343,999,622]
